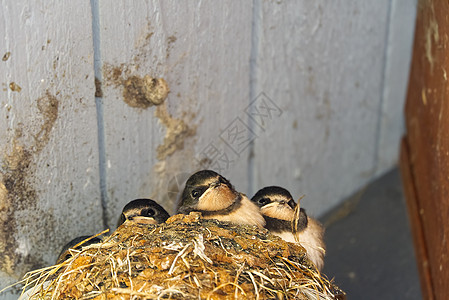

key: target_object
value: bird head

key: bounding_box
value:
[251,186,296,221]
[117,199,170,227]
[178,170,238,214]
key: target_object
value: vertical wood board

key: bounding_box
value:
[402,0,449,298]
[0,1,101,297]
[400,139,433,300]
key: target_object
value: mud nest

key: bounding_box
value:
[18,213,345,299]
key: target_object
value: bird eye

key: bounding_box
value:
[144,208,156,217]
[258,198,270,205]
[191,189,200,198]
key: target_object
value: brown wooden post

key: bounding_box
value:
[400,0,449,299]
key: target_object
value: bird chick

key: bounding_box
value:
[56,235,103,264]
[177,170,265,228]
[251,186,325,271]
[117,198,170,227]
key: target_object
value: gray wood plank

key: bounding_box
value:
[251,1,392,216]
[376,0,417,175]
[0,1,101,296]
[98,1,253,226]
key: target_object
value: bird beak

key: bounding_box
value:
[261,201,279,209]
[197,181,238,211]
[128,215,158,225]
[178,205,192,215]
[210,180,222,188]
[260,201,294,221]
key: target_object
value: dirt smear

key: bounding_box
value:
[9,82,22,92]
[102,63,196,160]
[155,104,196,160]
[103,63,169,108]
[123,75,169,108]
[0,92,59,276]
[2,52,11,61]
[94,77,103,98]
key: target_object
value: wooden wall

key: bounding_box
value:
[0,0,416,297]
[401,0,449,298]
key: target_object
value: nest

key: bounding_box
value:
[15,213,345,299]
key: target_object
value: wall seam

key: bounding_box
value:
[374,0,394,176]
[90,0,109,229]
[248,0,262,196]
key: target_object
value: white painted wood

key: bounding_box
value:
[0,1,101,296]
[377,0,417,175]
[98,1,253,225]
[251,1,393,216]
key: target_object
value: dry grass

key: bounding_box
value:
[7,213,345,300]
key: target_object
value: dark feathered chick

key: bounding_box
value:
[251,186,325,271]
[177,170,265,227]
[117,198,170,227]
[56,235,103,264]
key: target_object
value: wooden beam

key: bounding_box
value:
[401,0,449,298]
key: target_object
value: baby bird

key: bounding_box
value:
[177,170,265,228]
[117,198,170,227]
[251,186,325,271]
[56,235,103,264]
